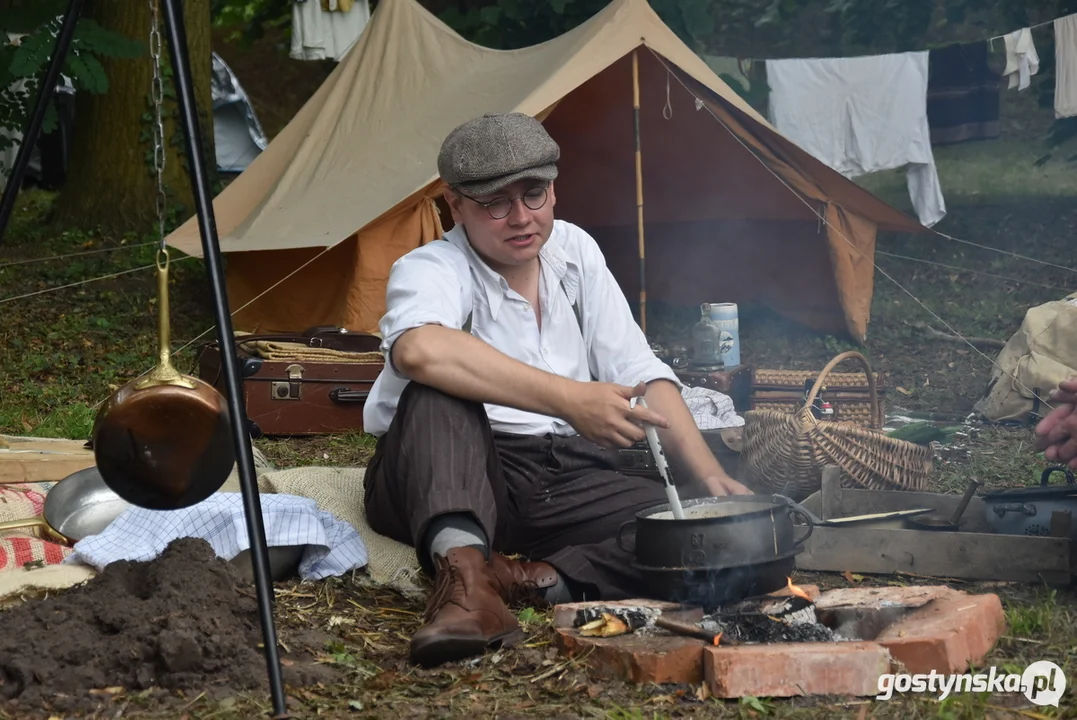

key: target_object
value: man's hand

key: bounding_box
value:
[1048,376,1077,406]
[701,473,754,496]
[560,381,669,449]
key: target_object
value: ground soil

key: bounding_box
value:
[0,538,338,718]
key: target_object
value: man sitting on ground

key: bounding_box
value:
[362,112,751,668]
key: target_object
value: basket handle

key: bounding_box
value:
[803,351,881,429]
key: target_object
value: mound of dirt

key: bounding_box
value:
[0,538,335,714]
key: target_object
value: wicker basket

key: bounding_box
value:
[741,351,934,500]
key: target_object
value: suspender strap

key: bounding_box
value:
[463,283,581,335]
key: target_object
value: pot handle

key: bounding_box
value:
[993,502,1037,518]
[787,503,815,545]
[616,521,636,553]
[0,517,71,546]
[1041,466,1076,487]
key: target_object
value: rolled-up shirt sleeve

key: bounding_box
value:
[379,244,470,377]
[574,232,681,389]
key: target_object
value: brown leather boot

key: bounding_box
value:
[409,547,523,667]
[487,552,559,607]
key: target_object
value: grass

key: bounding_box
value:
[0,72,1075,720]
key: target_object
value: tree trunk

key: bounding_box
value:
[57,0,215,234]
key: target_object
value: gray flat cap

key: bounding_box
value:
[438,112,559,197]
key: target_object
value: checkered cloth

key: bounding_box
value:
[682,385,744,430]
[66,493,368,580]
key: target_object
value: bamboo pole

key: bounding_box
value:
[632,49,647,334]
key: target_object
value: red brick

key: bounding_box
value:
[875,593,1005,674]
[555,628,706,685]
[552,599,703,629]
[705,642,892,698]
[814,585,956,611]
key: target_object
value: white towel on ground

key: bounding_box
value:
[66,493,368,580]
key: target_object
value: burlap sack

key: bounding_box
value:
[974,293,1077,422]
[219,454,424,596]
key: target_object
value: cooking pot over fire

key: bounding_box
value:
[92,250,235,510]
[618,494,814,570]
[617,494,814,607]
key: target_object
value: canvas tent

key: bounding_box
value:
[167,0,923,341]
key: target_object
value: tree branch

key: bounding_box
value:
[906,322,1006,350]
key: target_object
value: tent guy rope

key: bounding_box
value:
[646,46,1057,413]
[874,250,1075,293]
[0,241,159,270]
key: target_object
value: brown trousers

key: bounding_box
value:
[363,382,690,600]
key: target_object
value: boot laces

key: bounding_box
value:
[424,558,471,622]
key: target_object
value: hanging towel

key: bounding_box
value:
[926,42,1001,145]
[767,53,945,227]
[1003,28,1040,90]
[67,493,369,581]
[291,0,370,62]
[1055,15,1077,118]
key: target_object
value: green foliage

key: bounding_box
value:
[210,0,292,46]
[0,2,144,168]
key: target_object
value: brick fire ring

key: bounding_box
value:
[553,586,1006,698]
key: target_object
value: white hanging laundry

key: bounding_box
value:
[67,493,368,581]
[1055,15,1077,118]
[766,52,946,227]
[1003,28,1040,90]
[290,0,371,62]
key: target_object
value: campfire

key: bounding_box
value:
[572,578,838,646]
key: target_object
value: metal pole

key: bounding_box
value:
[158,0,288,716]
[0,0,84,246]
[632,49,647,334]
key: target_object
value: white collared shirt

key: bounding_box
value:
[362,219,680,437]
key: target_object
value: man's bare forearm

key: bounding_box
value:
[392,324,576,418]
[644,379,734,485]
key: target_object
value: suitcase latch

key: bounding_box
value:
[271,364,304,401]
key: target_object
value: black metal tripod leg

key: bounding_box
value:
[158,0,289,716]
[0,0,85,246]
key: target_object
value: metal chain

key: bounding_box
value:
[148,0,168,262]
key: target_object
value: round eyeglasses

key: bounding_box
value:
[460,185,548,220]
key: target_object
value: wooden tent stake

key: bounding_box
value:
[632,49,647,334]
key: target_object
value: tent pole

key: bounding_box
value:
[632,49,647,334]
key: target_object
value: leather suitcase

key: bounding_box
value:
[674,364,754,412]
[197,328,384,437]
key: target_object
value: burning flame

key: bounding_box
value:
[785,577,812,602]
[713,632,722,646]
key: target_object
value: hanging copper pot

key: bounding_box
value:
[92,250,235,510]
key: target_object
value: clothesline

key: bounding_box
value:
[725,12,1074,64]
[988,15,1066,42]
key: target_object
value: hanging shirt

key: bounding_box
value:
[290,0,370,62]
[766,52,946,227]
[1003,28,1040,90]
[363,220,680,437]
[1055,15,1077,118]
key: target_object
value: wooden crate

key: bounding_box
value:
[795,467,1075,586]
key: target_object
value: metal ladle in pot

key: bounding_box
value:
[91,250,235,510]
